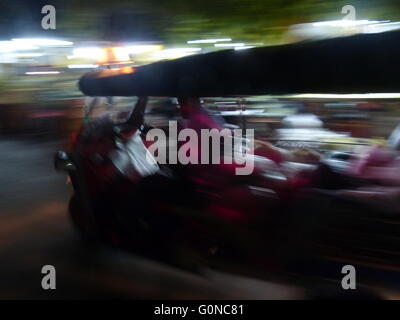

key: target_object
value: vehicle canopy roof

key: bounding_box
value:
[79,30,400,97]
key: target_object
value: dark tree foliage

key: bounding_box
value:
[0,0,399,44]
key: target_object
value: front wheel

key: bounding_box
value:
[68,194,100,245]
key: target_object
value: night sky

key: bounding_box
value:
[0,0,162,41]
[0,1,64,39]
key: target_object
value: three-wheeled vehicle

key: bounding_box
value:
[56,30,400,294]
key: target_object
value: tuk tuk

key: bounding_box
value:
[55,30,400,295]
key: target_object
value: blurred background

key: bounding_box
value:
[2,0,400,299]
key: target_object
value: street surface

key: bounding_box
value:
[0,138,303,299]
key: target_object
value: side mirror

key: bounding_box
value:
[54,151,76,171]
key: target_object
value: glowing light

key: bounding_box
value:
[3,53,44,57]
[110,47,130,62]
[187,38,232,44]
[25,71,60,75]
[12,38,73,46]
[152,47,201,59]
[285,93,400,99]
[120,66,135,74]
[215,43,245,47]
[0,41,38,53]
[70,47,104,60]
[363,21,400,34]
[67,64,98,69]
[312,20,387,28]
[234,46,255,50]
[94,47,132,65]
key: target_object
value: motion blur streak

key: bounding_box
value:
[1,0,400,300]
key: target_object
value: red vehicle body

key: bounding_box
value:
[55,33,400,293]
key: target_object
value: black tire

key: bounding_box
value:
[69,194,100,245]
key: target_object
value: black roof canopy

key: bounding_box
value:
[79,30,400,97]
